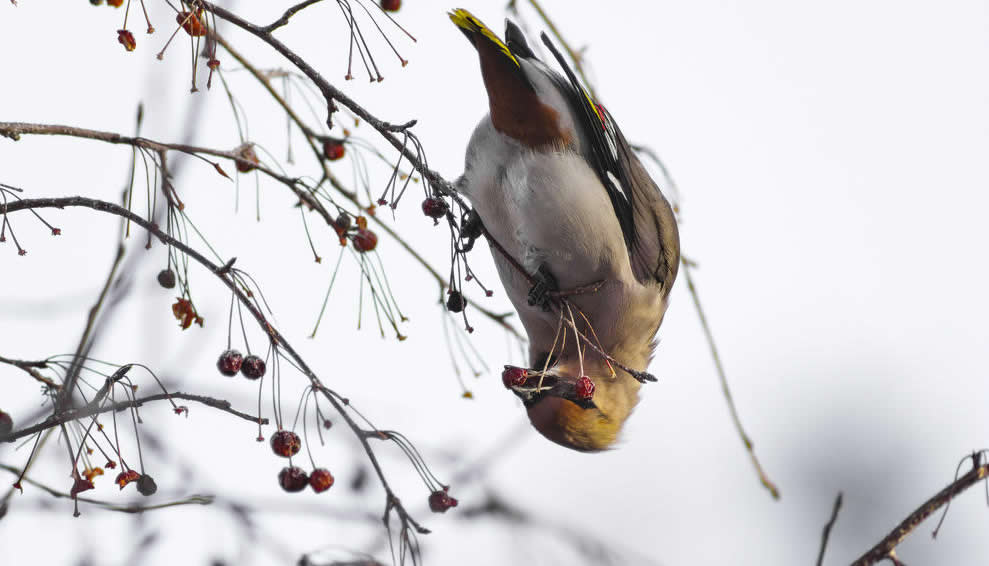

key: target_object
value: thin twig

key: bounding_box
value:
[816,492,842,566]
[681,259,780,499]
[260,0,324,33]
[0,391,268,444]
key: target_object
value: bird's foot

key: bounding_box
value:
[458,209,484,252]
[527,264,559,312]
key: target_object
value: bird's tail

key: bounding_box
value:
[448,8,519,68]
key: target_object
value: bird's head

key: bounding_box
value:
[507,359,642,452]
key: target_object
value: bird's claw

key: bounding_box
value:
[527,264,558,311]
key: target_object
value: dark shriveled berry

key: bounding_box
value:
[575,376,595,400]
[279,466,309,492]
[270,430,301,458]
[157,268,177,289]
[446,291,466,313]
[428,489,458,513]
[309,468,335,493]
[240,355,266,380]
[352,228,378,253]
[380,0,400,11]
[136,474,158,496]
[421,197,448,220]
[216,349,243,377]
[0,410,12,436]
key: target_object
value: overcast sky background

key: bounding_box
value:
[1,1,988,565]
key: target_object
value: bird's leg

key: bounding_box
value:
[527,263,559,312]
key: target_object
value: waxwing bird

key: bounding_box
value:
[449,9,680,452]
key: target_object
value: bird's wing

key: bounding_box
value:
[539,34,679,293]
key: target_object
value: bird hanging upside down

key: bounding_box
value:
[449,9,680,452]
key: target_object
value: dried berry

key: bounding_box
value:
[352,228,377,253]
[235,143,259,173]
[136,474,158,496]
[216,349,243,377]
[428,489,458,513]
[106,0,123,6]
[323,140,345,161]
[157,268,176,289]
[334,213,352,232]
[115,470,141,490]
[575,376,595,400]
[270,430,301,458]
[501,367,528,388]
[380,0,401,11]
[446,291,466,313]
[70,477,95,498]
[117,29,136,52]
[240,355,266,380]
[0,410,12,436]
[309,468,335,493]
[176,10,208,37]
[421,197,448,220]
[278,466,309,492]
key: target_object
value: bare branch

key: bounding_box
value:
[851,458,989,566]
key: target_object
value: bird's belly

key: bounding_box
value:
[465,149,638,350]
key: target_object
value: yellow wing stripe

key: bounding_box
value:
[449,8,519,68]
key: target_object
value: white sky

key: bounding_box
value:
[1,1,988,565]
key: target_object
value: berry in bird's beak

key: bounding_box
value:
[501,366,528,388]
[575,376,595,400]
[216,349,243,377]
[270,430,302,458]
[240,355,266,380]
[278,467,309,492]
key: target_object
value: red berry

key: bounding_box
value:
[323,140,345,161]
[216,349,243,377]
[0,410,12,436]
[421,197,448,220]
[115,470,141,490]
[70,477,95,498]
[270,430,301,458]
[278,466,309,492]
[446,291,466,313]
[106,0,123,6]
[428,489,458,513]
[380,0,401,11]
[501,367,528,388]
[352,228,378,253]
[157,268,176,289]
[240,355,266,380]
[575,376,595,400]
[309,468,335,493]
[136,474,158,496]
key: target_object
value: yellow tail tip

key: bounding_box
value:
[448,8,519,67]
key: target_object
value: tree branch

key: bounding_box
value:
[851,458,989,566]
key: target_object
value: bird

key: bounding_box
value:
[449,9,680,452]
